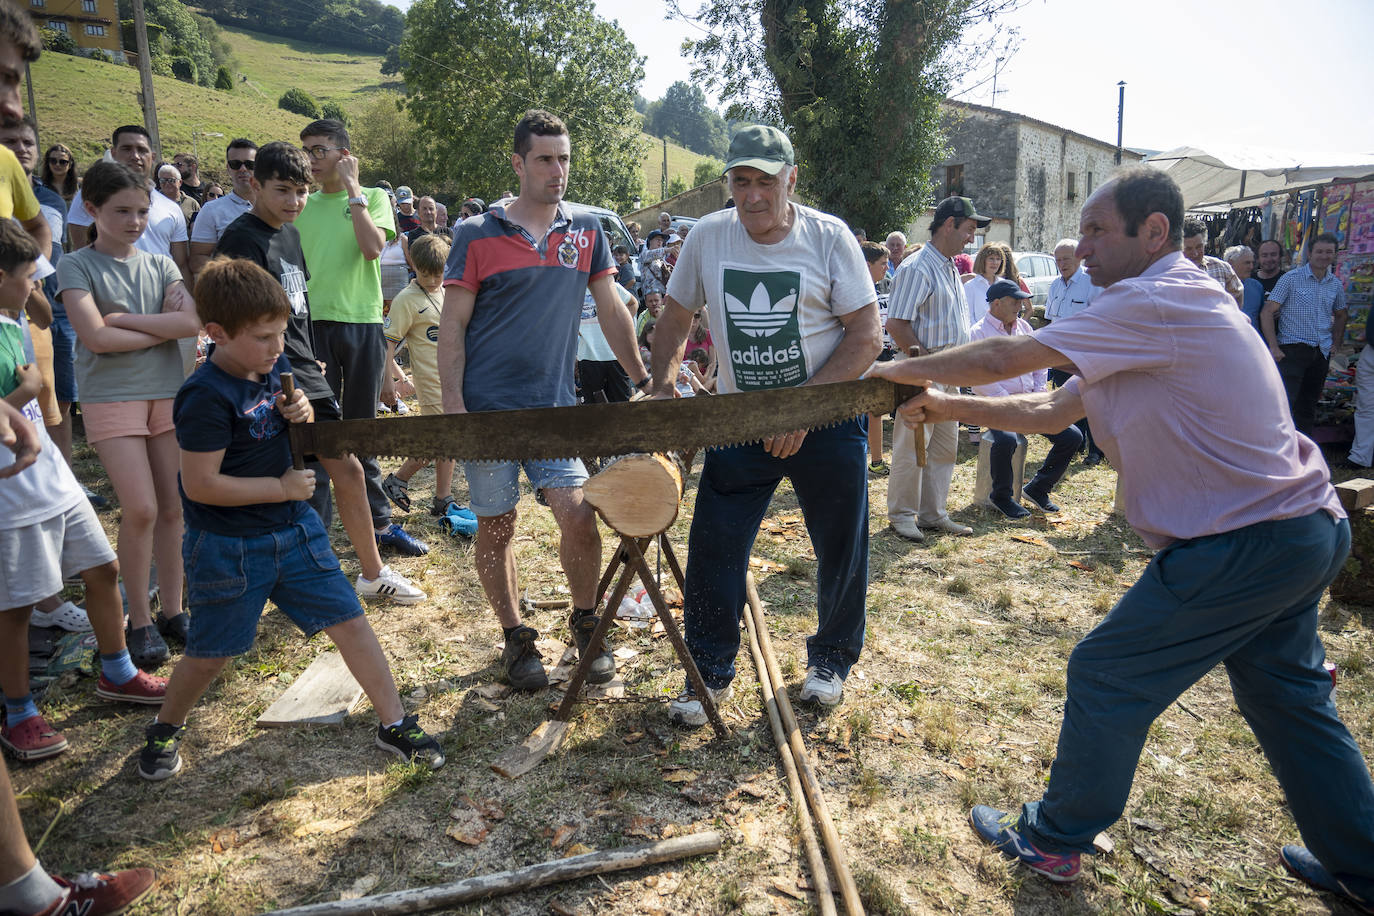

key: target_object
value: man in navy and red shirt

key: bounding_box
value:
[438,109,648,691]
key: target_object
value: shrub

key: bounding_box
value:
[320,100,348,125]
[40,28,79,56]
[88,48,114,64]
[278,87,320,119]
[214,65,233,91]
[170,55,196,82]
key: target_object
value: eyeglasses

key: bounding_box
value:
[302,146,343,160]
[206,191,223,199]
[47,157,70,166]
[158,177,179,184]
[226,159,255,171]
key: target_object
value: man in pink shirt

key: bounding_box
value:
[870,167,1373,911]
[969,279,1082,519]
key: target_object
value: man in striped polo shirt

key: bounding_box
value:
[438,109,648,691]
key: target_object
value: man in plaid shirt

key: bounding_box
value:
[1183,219,1244,306]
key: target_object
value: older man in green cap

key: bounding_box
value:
[648,124,882,725]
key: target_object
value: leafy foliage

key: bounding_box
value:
[214,66,234,91]
[399,0,646,210]
[117,0,234,87]
[206,0,405,55]
[278,87,320,118]
[667,174,688,197]
[40,28,79,56]
[88,49,114,65]
[669,0,1022,233]
[644,81,728,159]
[170,55,196,83]
[351,94,425,189]
[321,100,349,124]
[693,159,724,187]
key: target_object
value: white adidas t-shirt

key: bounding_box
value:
[665,203,873,393]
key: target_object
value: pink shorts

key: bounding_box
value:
[82,398,175,443]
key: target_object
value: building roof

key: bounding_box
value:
[941,100,1140,159]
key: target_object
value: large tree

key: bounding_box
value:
[646,81,728,159]
[399,0,646,210]
[670,0,1020,233]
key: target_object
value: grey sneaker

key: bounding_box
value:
[500,626,549,691]
[569,610,615,685]
[668,684,732,727]
[799,665,844,706]
[138,720,184,781]
[376,714,445,770]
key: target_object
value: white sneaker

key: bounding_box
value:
[393,400,410,415]
[799,666,844,706]
[376,401,392,415]
[890,517,925,542]
[355,565,426,605]
[668,684,732,727]
[920,517,973,536]
[30,600,93,632]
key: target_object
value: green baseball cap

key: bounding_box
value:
[724,125,795,176]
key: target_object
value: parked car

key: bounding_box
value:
[670,215,698,236]
[1012,250,1058,311]
[568,202,637,255]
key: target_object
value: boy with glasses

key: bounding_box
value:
[188,138,257,282]
[296,119,427,558]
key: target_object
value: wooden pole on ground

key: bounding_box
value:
[743,591,837,916]
[745,572,866,916]
[261,831,722,916]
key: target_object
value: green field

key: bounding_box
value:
[27,26,713,206]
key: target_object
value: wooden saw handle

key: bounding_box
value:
[280,371,306,471]
[893,383,927,468]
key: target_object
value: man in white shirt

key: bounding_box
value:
[67,125,189,282]
[188,138,257,282]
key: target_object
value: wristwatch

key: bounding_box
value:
[347,195,366,207]
[634,376,651,391]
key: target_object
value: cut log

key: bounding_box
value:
[261,831,722,916]
[257,651,363,727]
[1336,478,1374,511]
[582,453,685,537]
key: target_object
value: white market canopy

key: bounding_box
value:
[1145,145,1374,209]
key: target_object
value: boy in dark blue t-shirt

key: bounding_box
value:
[138,258,443,781]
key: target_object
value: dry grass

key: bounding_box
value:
[11,417,1373,915]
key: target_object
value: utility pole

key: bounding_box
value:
[1115,81,1126,166]
[23,62,37,151]
[990,56,1006,108]
[131,0,161,158]
[661,135,667,201]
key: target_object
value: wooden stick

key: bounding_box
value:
[261,831,722,916]
[745,573,866,916]
[743,592,837,916]
[915,422,927,468]
[280,371,305,471]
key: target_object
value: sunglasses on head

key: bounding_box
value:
[47,157,70,166]
[226,159,254,170]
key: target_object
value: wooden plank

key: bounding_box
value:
[1336,478,1374,511]
[257,651,363,728]
[490,719,570,779]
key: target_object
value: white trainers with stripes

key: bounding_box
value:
[355,565,426,605]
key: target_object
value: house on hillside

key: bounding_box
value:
[903,100,1145,252]
[25,0,124,63]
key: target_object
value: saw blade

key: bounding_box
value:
[294,378,917,462]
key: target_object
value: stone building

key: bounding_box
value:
[906,100,1145,252]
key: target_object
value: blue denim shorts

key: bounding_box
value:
[48,307,76,403]
[462,458,588,517]
[181,510,364,658]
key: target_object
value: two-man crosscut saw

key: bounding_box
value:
[289,378,924,462]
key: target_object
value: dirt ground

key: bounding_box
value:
[11,420,1374,916]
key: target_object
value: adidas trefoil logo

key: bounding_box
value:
[725,282,797,338]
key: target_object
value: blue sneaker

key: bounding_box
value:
[1281,845,1374,914]
[969,805,1081,883]
[376,523,429,556]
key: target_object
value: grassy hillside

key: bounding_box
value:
[29,25,714,205]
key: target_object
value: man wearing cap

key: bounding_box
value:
[868,167,1374,909]
[649,124,881,723]
[970,279,1082,519]
[639,228,673,297]
[884,195,989,541]
[394,186,420,233]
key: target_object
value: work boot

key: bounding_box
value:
[500,625,548,691]
[570,609,616,685]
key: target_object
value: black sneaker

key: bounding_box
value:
[126,623,169,668]
[570,610,616,685]
[990,494,1031,519]
[139,720,184,781]
[1022,485,1060,513]
[500,625,549,690]
[376,714,446,770]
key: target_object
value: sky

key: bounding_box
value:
[384,0,1374,158]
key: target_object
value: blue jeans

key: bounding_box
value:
[1021,512,1374,881]
[1048,368,1099,458]
[988,426,1082,502]
[683,418,869,689]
